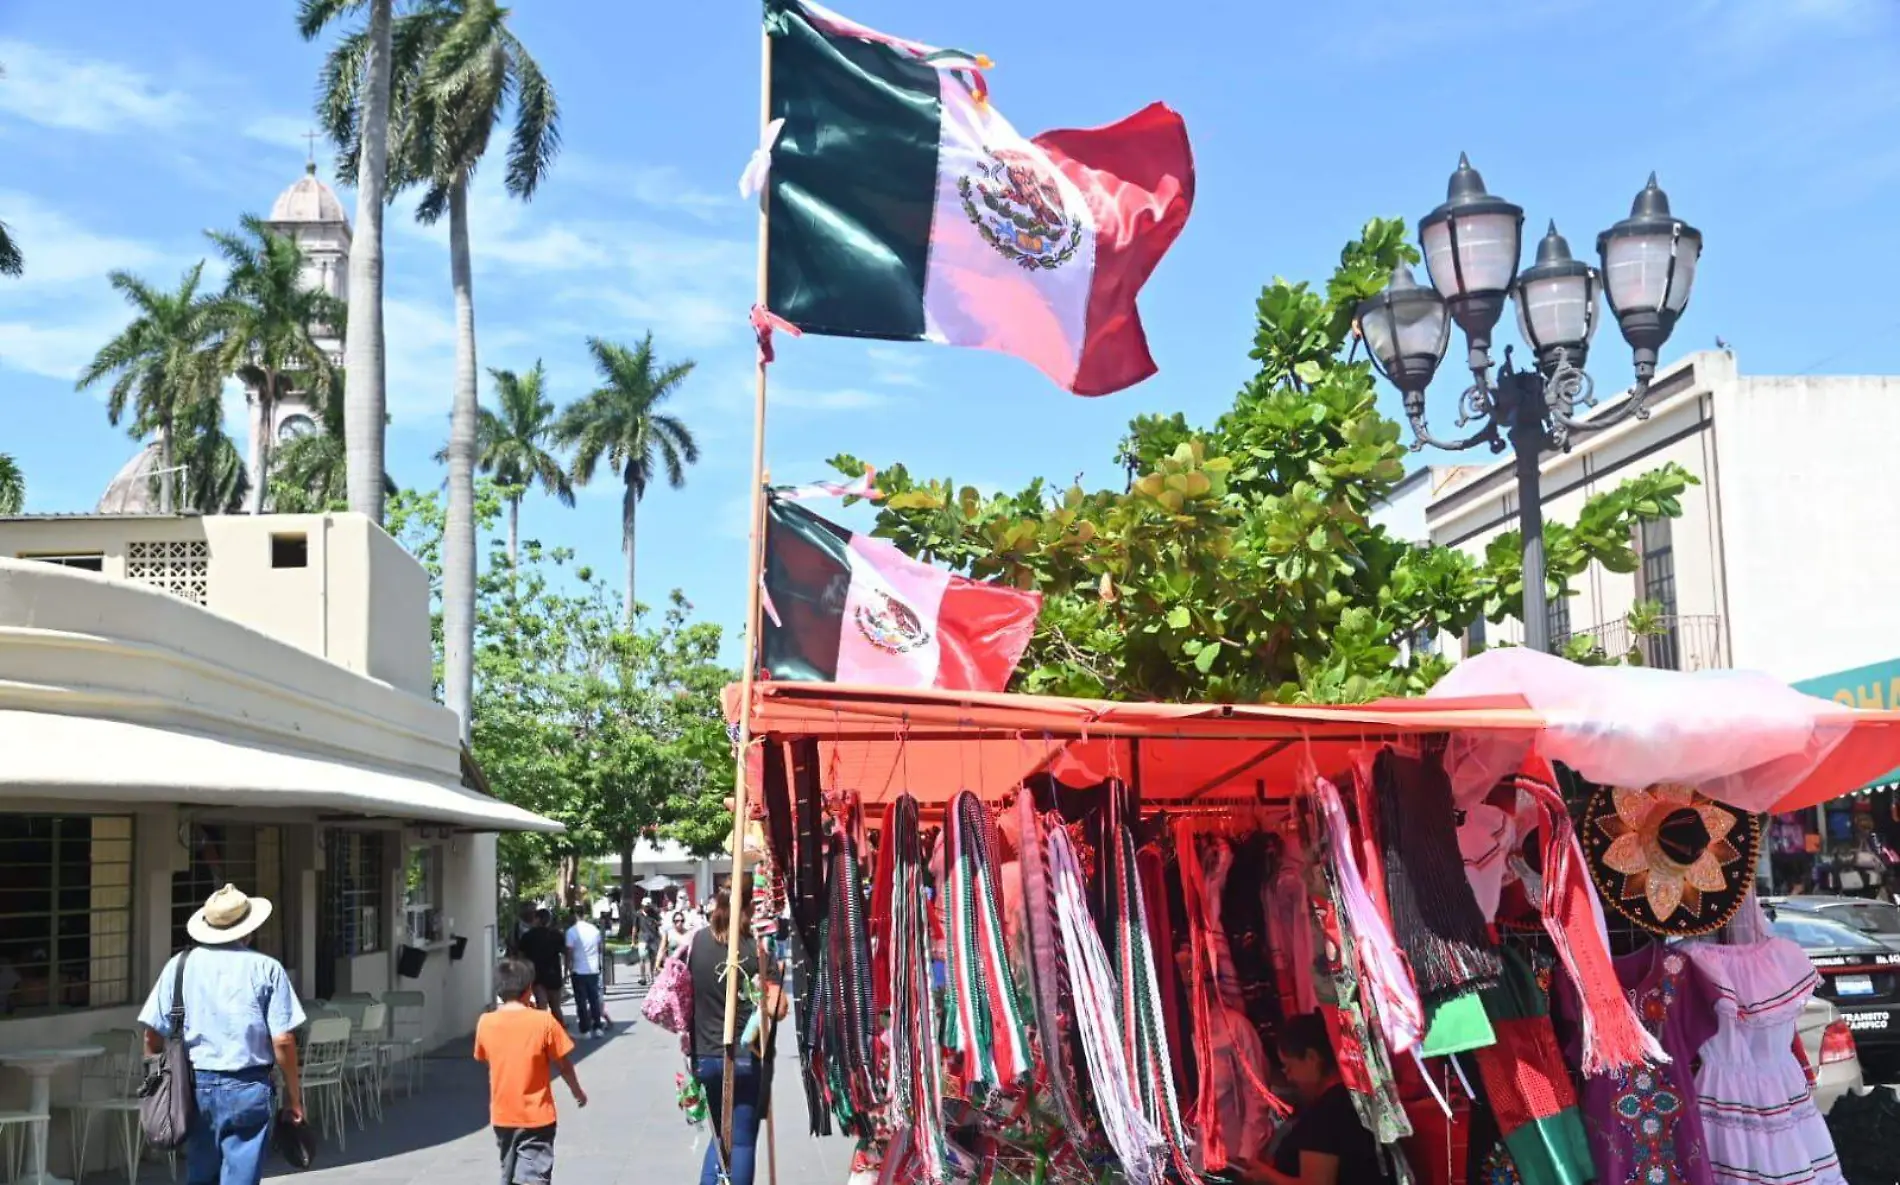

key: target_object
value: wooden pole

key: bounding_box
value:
[719,20,774,1172]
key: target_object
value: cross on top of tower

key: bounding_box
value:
[303,129,320,172]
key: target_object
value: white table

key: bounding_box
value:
[0,1046,104,1185]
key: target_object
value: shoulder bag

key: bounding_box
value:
[138,949,197,1151]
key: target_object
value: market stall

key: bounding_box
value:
[723,652,1900,1185]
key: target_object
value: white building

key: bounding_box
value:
[0,510,557,1171]
[1422,349,1900,688]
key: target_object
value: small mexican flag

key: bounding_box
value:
[761,0,1195,397]
[760,496,1041,691]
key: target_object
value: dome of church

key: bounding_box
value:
[270,163,350,226]
[96,442,165,514]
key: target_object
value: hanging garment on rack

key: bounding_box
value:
[1137,844,1191,1109]
[1266,857,1320,1018]
[1559,942,1716,1185]
[1050,822,1166,1185]
[942,790,1033,1096]
[1684,938,1845,1185]
[1176,826,1284,1174]
[1312,772,1426,1058]
[880,795,949,1182]
[1374,748,1503,1006]
[1469,948,1593,1185]
[1015,791,1102,1161]
[805,805,882,1138]
[1109,815,1197,1179]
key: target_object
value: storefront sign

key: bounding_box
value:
[1795,658,1900,790]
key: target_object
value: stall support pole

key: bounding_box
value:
[718,22,774,1170]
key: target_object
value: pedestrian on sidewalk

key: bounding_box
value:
[689,884,785,1185]
[477,958,587,1185]
[638,902,662,985]
[138,884,306,1185]
[563,909,607,1038]
[518,909,568,1032]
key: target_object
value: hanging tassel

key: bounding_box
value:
[942,790,1032,1094]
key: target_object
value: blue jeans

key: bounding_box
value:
[695,1055,760,1185]
[186,1067,274,1185]
[570,972,603,1033]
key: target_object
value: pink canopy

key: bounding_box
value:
[1428,648,1900,813]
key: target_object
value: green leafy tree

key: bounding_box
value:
[556,334,699,624]
[302,0,395,525]
[206,216,345,512]
[77,263,225,514]
[172,395,252,515]
[348,0,560,744]
[834,217,1695,702]
[0,454,23,514]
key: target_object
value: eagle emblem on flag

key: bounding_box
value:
[958,146,1082,271]
[855,590,933,654]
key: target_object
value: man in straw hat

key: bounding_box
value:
[140,884,307,1185]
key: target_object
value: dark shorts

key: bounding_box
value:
[495,1123,556,1185]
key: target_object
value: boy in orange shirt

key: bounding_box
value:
[476,957,588,1184]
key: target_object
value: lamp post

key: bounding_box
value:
[1356,156,1702,653]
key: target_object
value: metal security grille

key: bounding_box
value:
[0,815,134,1014]
[1547,594,1572,649]
[1640,517,1680,670]
[326,831,386,957]
[171,824,284,960]
[126,540,209,605]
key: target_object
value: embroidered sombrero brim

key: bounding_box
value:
[1581,781,1762,938]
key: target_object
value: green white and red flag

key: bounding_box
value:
[755,0,1196,396]
[760,496,1040,691]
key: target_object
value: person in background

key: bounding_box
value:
[139,885,306,1185]
[689,883,784,1185]
[662,910,695,962]
[516,909,568,1032]
[563,908,607,1039]
[1232,1012,1391,1185]
[638,903,663,985]
[476,957,587,1185]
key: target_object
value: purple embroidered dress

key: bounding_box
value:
[1564,944,1716,1185]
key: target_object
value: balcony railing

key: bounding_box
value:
[1562,614,1727,671]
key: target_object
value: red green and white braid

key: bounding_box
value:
[941,790,1031,1094]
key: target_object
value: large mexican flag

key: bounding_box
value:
[762,0,1196,397]
[760,496,1041,691]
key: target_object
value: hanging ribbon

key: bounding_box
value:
[737,117,786,200]
[751,303,802,366]
[804,797,881,1137]
[776,465,880,503]
[1110,813,1198,1180]
[941,790,1032,1094]
[882,795,949,1181]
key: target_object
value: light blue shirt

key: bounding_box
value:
[138,945,307,1072]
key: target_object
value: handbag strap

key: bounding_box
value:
[169,948,191,1029]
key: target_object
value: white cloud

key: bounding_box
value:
[0,40,189,133]
[863,345,930,388]
[560,156,738,223]
[0,190,170,287]
[241,114,325,156]
[0,316,122,381]
[770,386,900,413]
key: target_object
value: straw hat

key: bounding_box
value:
[187,884,275,946]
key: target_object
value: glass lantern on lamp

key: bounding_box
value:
[1597,173,1702,384]
[1418,153,1525,359]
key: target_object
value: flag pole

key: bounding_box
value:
[719,19,774,1171]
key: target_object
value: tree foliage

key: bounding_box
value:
[386,482,733,888]
[833,217,1695,703]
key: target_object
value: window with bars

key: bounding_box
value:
[1465,615,1487,658]
[404,847,444,945]
[171,824,284,960]
[1547,594,1572,647]
[326,831,386,957]
[1639,517,1681,670]
[0,815,134,1015]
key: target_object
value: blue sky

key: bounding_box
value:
[2,0,1896,661]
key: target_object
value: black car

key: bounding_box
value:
[1767,908,1900,1061]
[1769,895,1900,951]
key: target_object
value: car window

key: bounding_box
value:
[1770,914,1879,950]
[1827,902,1900,936]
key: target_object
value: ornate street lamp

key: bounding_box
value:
[1357,159,1702,654]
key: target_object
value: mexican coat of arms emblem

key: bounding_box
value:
[958,146,1083,271]
[855,590,933,655]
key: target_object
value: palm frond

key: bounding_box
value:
[0,220,21,278]
[297,0,365,40]
[0,453,24,514]
[502,32,560,199]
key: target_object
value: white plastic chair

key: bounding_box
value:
[0,1112,47,1185]
[343,1003,388,1126]
[301,1017,353,1149]
[62,1029,147,1185]
[379,991,428,1096]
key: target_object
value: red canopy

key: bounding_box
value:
[726,679,1900,813]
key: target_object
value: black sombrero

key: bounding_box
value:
[1581,782,1763,938]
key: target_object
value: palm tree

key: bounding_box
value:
[206,216,344,513]
[557,334,699,624]
[473,362,572,566]
[366,0,559,739]
[170,395,251,515]
[0,454,23,513]
[302,0,393,525]
[0,222,19,278]
[272,378,398,512]
[76,263,224,513]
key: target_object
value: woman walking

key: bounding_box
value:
[688,884,783,1185]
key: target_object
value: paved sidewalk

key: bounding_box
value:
[261,976,851,1185]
